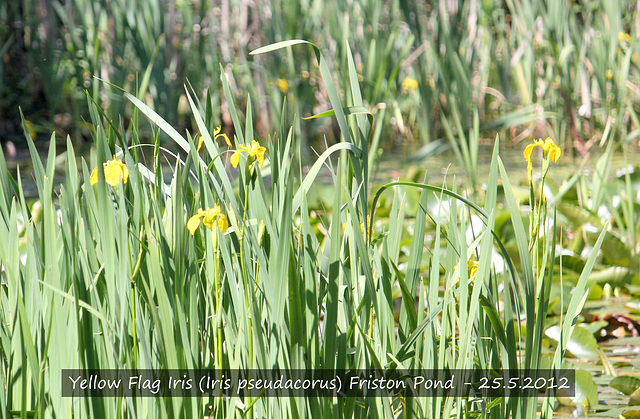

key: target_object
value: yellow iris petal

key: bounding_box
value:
[197,135,205,151]
[453,256,479,284]
[523,142,538,173]
[201,206,219,229]
[188,204,227,234]
[214,126,232,147]
[187,213,202,235]
[249,141,266,167]
[543,137,562,163]
[217,214,228,232]
[276,78,289,93]
[104,159,129,186]
[524,137,561,175]
[468,258,479,278]
[230,141,266,168]
[90,168,99,186]
[198,127,232,152]
[90,156,128,186]
[401,77,418,91]
[230,149,243,168]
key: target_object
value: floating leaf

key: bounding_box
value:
[580,320,608,335]
[557,254,586,274]
[545,325,599,359]
[631,388,640,406]
[588,266,632,286]
[621,409,640,418]
[611,376,640,396]
[626,301,640,313]
[557,369,598,409]
[557,202,601,227]
[576,369,599,409]
[586,230,631,267]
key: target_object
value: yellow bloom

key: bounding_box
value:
[544,138,561,163]
[468,258,479,278]
[197,135,205,151]
[523,137,561,174]
[230,140,267,168]
[606,70,613,80]
[24,120,37,139]
[454,255,479,284]
[197,126,232,151]
[401,77,419,91]
[187,204,228,235]
[618,32,631,43]
[342,215,372,239]
[90,155,129,186]
[276,78,288,94]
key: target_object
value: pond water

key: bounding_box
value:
[4,135,634,198]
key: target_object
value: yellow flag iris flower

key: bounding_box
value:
[454,255,479,284]
[90,155,129,186]
[230,140,267,168]
[276,78,289,94]
[401,77,419,91]
[187,205,228,235]
[197,126,232,151]
[523,137,561,175]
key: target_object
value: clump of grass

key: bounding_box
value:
[5,0,639,169]
[1,40,605,418]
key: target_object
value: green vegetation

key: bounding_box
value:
[2,1,640,418]
[2,1,640,157]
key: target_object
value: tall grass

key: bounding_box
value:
[1,40,605,418]
[3,0,638,169]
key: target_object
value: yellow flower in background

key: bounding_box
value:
[197,126,232,151]
[545,139,561,163]
[230,140,267,168]
[276,78,289,94]
[454,255,479,284]
[187,204,228,235]
[343,215,372,239]
[618,32,631,43]
[90,155,129,186]
[468,258,479,278]
[401,77,419,92]
[523,137,561,175]
[24,120,37,139]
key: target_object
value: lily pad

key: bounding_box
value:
[557,254,586,274]
[545,325,600,359]
[588,266,632,287]
[626,301,640,313]
[621,409,640,418]
[586,230,631,268]
[631,388,640,406]
[611,376,640,396]
[557,202,601,228]
[557,369,598,409]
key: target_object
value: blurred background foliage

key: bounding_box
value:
[1,0,640,157]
